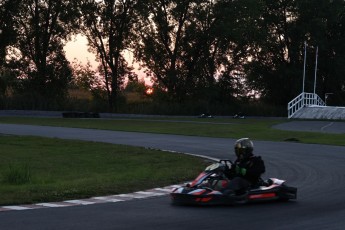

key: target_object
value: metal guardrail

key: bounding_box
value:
[288,93,325,118]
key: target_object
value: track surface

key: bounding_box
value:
[0,124,345,230]
[273,120,345,134]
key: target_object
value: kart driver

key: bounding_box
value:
[223,138,266,196]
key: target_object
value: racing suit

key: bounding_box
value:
[223,155,266,195]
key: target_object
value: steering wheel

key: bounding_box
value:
[219,159,233,170]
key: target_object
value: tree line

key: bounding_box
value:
[1,0,345,113]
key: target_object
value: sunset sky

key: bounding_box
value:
[64,34,97,67]
[64,34,149,84]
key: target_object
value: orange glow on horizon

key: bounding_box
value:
[146,88,153,95]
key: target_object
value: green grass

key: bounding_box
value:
[3,163,32,185]
[0,116,344,146]
[0,135,208,205]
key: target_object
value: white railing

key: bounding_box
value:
[288,93,325,118]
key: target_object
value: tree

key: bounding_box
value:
[135,0,265,104]
[180,0,226,101]
[78,0,141,112]
[12,0,78,107]
[71,60,99,91]
[239,0,345,106]
[0,0,23,101]
[239,0,303,105]
[136,0,219,101]
[206,0,264,102]
[0,0,23,67]
[297,0,345,105]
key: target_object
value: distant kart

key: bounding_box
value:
[233,113,245,119]
[198,113,213,118]
[170,160,297,205]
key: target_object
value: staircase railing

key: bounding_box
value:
[288,93,325,118]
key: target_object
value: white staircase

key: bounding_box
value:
[288,93,325,118]
[288,93,345,120]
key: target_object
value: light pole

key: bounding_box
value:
[313,46,318,95]
[0,29,2,66]
[302,41,307,93]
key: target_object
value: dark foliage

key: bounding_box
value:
[1,0,344,113]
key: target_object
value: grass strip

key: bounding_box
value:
[0,117,344,146]
[0,135,209,205]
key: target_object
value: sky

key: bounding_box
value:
[64,34,98,67]
[64,34,150,84]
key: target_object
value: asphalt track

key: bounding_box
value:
[273,120,345,134]
[0,123,345,230]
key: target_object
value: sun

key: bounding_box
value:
[146,88,153,95]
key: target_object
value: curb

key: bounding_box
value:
[0,184,184,212]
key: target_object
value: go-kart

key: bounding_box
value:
[170,160,297,205]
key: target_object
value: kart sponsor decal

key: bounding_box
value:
[195,197,213,203]
[188,189,206,195]
[249,193,276,199]
[208,191,222,195]
[189,172,208,187]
